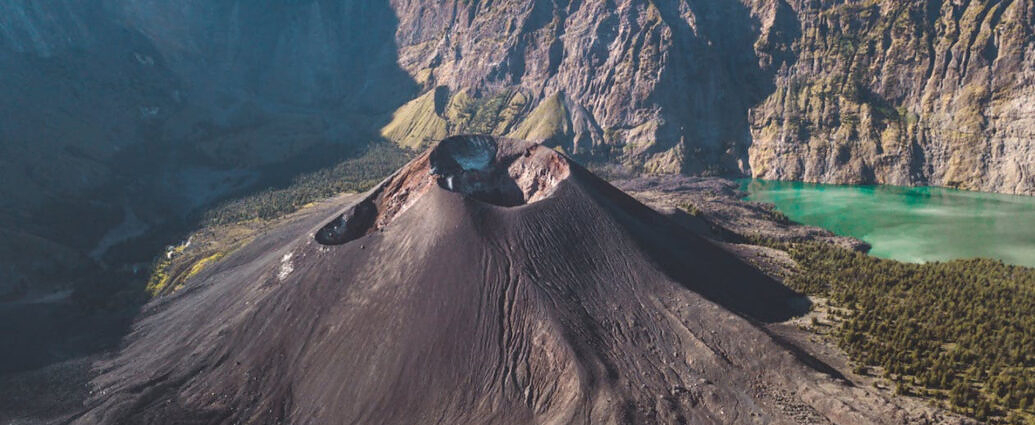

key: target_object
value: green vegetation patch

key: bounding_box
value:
[507,92,570,143]
[203,142,412,226]
[145,256,173,296]
[785,242,1035,424]
[185,252,226,280]
[380,89,449,149]
[455,90,520,135]
[146,249,229,297]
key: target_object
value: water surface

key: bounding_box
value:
[740,180,1035,267]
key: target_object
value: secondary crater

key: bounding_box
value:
[314,200,377,245]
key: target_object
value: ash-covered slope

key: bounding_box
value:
[69,136,962,425]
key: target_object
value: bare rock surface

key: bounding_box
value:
[748,0,1035,195]
[68,137,974,425]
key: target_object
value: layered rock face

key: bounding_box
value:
[382,0,793,175]
[3,0,1031,221]
[380,0,1034,194]
[749,0,1035,195]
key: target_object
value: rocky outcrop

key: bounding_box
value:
[378,0,1034,195]
[749,0,1035,195]
[382,0,794,175]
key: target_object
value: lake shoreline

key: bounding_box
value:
[739,178,1035,268]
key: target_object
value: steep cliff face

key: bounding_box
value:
[377,0,1034,195]
[381,0,798,175]
[749,0,1035,194]
[4,0,1031,219]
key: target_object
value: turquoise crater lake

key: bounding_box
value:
[740,179,1035,268]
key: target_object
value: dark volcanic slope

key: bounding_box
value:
[70,136,952,425]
